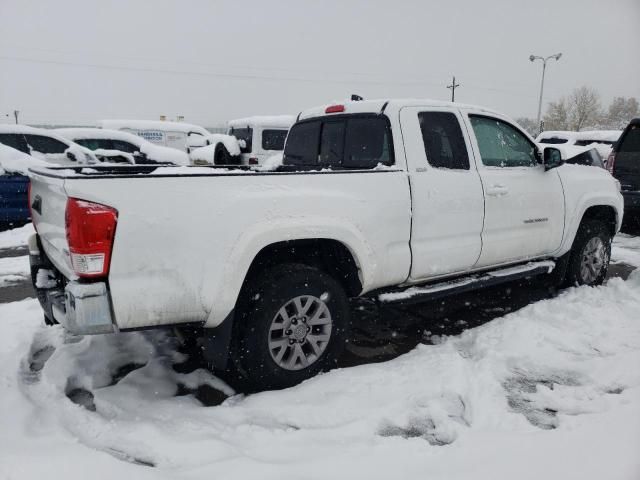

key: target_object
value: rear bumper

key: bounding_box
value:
[29,233,116,335]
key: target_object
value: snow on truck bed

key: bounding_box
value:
[1,235,639,479]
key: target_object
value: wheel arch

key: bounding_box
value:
[240,238,363,298]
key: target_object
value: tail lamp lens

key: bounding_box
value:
[65,198,118,278]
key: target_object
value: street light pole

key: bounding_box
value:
[529,53,562,134]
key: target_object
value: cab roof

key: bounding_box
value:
[297,98,501,121]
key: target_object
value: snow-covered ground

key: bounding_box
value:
[0,231,639,480]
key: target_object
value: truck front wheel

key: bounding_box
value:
[564,219,612,287]
[232,263,350,390]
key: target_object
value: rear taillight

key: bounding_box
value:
[248,157,259,165]
[65,198,118,278]
[606,152,616,174]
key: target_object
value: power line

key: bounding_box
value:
[0,54,538,100]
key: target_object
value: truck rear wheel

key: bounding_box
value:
[232,263,350,390]
[564,219,612,287]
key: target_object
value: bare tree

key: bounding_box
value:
[543,98,569,130]
[567,86,601,130]
[515,117,539,137]
[543,86,603,131]
[605,97,639,129]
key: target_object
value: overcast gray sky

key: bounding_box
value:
[1,0,639,127]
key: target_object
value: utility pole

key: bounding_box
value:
[447,76,460,102]
[13,110,19,124]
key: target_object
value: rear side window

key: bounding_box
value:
[262,129,288,151]
[229,127,253,153]
[75,138,112,150]
[112,140,139,153]
[418,112,469,170]
[24,134,68,154]
[618,126,640,153]
[343,117,392,168]
[539,138,568,144]
[283,121,320,165]
[0,133,29,153]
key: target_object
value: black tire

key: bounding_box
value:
[564,219,612,287]
[213,145,231,165]
[231,263,350,390]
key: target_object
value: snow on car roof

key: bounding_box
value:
[100,120,210,136]
[0,143,50,175]
[55,128,146,145]
[227,115,295,129]
[536,130,622,143]
[54,127,147,144]
[0,124,78,147]
[536,131,579,141]
[575,130,622,142]
[297,98,500,121]
[0,124,51,135]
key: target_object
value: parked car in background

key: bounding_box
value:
[0,125,95,229]
[607,118,640,226]
[55,128,189,165]
[99,119,212,154]
[189,134,242,165]
[28,99,622,389]
[0,143,48,228]
[227,115,294,165]
[0,124,97,165]
[536,130,621,166]
[563,145,605,169]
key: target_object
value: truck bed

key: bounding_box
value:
[28,164,412,330]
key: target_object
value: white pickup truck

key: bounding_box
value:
[28,99,623,389]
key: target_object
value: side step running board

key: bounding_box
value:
[377,260,555,305]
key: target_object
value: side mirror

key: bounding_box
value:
[543,147,564,171]
[66,151,77,162]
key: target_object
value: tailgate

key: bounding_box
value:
[614,151,640,191]
[29,170,75,279]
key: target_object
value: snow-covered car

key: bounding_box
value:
[562,145,605,168]
[189,134,242,166]
[227,115,295,165]
[55,128,190,165]
[99,119,212,154]
[0,124,97,165]
[0,143,49,227]
[536,130,621,166]
[28,99,623,390]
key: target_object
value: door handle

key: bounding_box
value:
[486,184,509,197]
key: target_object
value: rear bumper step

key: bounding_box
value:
[29,233,116,335]
[377,260,555,305]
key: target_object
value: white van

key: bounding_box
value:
[99,119,212,153]
[227,115,295,165]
